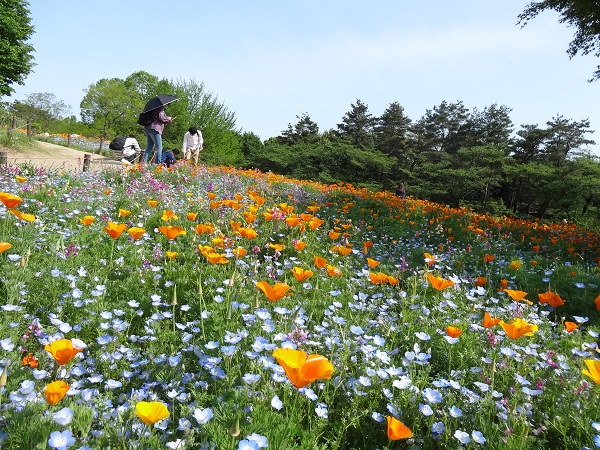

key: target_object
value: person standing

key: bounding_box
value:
[182,127,203,165]
[143,106,175,164]
[395,181,407,199]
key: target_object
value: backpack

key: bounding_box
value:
[109,136,127,150]
[137,110,155,127]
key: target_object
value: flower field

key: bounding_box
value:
[1,161,600,449]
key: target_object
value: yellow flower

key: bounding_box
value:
[9,209,35,222]
[161,209,178,221]
[44,380,70,405]
[80,216,95,226]
[0,192,23,209]
[118,208,131,218]
[509,260,521,270]
[127,227,146,240]
[291,267,314,282]
[135,401,170,425]
[499,318,538,339]
[582,359,600,384]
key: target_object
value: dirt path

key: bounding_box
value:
[0,140,122,172]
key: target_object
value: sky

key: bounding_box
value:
[7,1,600,153]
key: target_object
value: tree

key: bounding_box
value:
[278,113,320,145]
[543,114,595,166]
[518,1,600,81]
[415,100,470,154]
[0,0,35,97]
[10,92,70,136]
[374,101,412,157]
[467,104,513,148]
[80,78,143,151]
[337,99,376,149]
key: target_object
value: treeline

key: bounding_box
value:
[1,73,599,225]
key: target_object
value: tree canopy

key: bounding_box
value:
[519,0,600,81]
[0,0,35,97]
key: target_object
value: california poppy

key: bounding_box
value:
[499,318,538,339]
[256,281,292,302]
[0,192,22,209]
[195,223,215,235]
[426,273,455,291]
[446,326,462,338]
[272,347,334,389]
[387,416,412,440]
[127,227,146,241]
[15,176,27,183]
[203,252,229,265]
[483,253,495,263]
[308,217,325,230]
[326,265,342,276]
[367,258,380,268]
[504,289,531,305]
[474,276,487,287]
[483,312,501,328]
[232,247,247,258]
[79,216,95,226]
[538,291,565,308]
[291,267,314,282]
[564,321,578,333]
[118,209,131,218]
[293,241,307,251]
[135,401,170,425]
[0,242,12,253]
[44,338,83,365]
[158,225,186,240]
[44,380,70,405]
[582,359,600,384]
[314,256,328,269]
[595,295,600,312]
[21,353,38,368]
[237,227,258,239]
[165,251,178,260]
[103,222,127,239]
[9,209,35,222]
[187,212,198,221]
[509,260,521,270]
[161,209,178,221]
[147,199,159,208]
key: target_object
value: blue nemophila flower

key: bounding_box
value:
[238,440,259,450]
[271,395,283,410]
[193,407,213,425]
[48,429,76,449]
[422,388,443,403]
[431,421,446,437]
[415,332,430,341]
[419,403,434,416]
[243,373,261,384]
[472,430,486,444]
[315,402,328,418]
[52,407,74,426]
[448,405,463,418]
[0,338,14,351]
[454,430,471,444]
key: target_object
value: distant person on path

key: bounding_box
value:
[395,181,407,199]
[143,106,175,165]
[182,127,203,165]
[121,135,142,164]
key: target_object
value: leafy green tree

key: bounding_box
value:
[337,99,376,149]
[80,78,143,151]
[467,103,513,148]
[10,92,70,135]
[518,0,600,81]
[0,0,35,97]
[374,101,412,157]
[414,100,470,154]
[509,124,550,163]
[239,131,264,166]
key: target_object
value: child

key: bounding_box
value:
[161,148,179,168]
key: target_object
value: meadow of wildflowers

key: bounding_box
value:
[1,161,600,449]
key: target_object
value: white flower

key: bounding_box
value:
[448,405,463,418]
[472,430,486,444]
[271,395,283,410]
[454,430,471,444]
[48,430,76,449]
[419,403,434,416]
[0,338,14,351]
[193,407,213,425]
[52,407,74,426]
[245,432,268,448]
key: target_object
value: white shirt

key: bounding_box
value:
[122,137,141,157]
[182,131,203,153]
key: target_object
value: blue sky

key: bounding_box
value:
[7,1,599,153]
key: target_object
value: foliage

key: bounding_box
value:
[518,0,600,81]
[0,0,35,97]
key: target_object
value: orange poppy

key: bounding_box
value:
[165,251,178,260]
[483,312,501,328]
[21,353,38,368]
[135,401,170,425]
[44,380,70,405]
[499,318,538,339]
[314,256,328,269]
[446,326,462,338]
[424,252,437,266]
[44,338,83,365]
[582,359,600,384]
[308,217,325,230]
[426,273,455,291]
[504,289,531,305]
[118,209,131,218]
[15,176,27,183]
[9,209,35,222]
[272,347,334,389]
[256,281,292,301]
[0,242,12,253]
[79,216,95,226]
[232,247,247,258]
[500,279,508,290]
[367,258,380,268]
[474,276,487,287]
[286,216,302,228]
[293,241,307,251]
[103,222,127,239]
[564,321,578,333]
[326,265,342,276]
[595,295,600,312]
[0,192,23,209]
[483,253,495,263]
[244,212,257,224]
[330,245,352,256]
[291,267,314,282]
[538,291,565,308]
[237,227,258,239]
[127,227,146,240]
[203,252,229,265]
[186,212,198,221]
[328,230,341,240]
[158,225,186,240]
[161,209,178,221]
[509,260,521,270]
[195,223,215,235]
[147,200,159,208]
[387,416,412,440]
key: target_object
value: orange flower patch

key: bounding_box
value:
[426,273,454,291]
[538,291,565,308]
[147,199,159,208]
[293,241,307,251]
[446,326,462,338]
[387,416,412,440]
[0,242,12,253]
[127,227,146,240]
[367,258,380,268]
[195,223,215,235]
[118,209,131,218]
[80,216,95,226]
[564,321,578,333]
[9,209,35,222]
[314,256,328,269]
[504,289,531,305]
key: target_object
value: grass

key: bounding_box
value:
[0,160,599,449]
